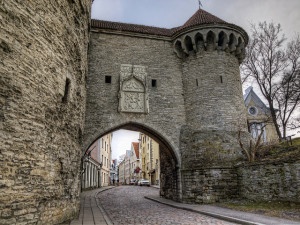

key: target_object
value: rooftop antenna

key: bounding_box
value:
[198,0,203,9]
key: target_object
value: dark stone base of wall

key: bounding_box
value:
[180,128,250,169]
[159,145,181,202]
[179,160,300,204]
[181,168,238,204]
[237,160,300,203]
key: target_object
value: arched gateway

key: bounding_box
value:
[85,122,181,201]
[85,9,249,203]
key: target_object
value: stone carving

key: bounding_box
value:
[123,92,145,112]
[123,79,144,92]
[119,64,149,113]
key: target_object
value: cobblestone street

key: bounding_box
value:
[97,186,236,225]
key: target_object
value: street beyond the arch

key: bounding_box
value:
[70,185,300,225]
[97,186,235,225]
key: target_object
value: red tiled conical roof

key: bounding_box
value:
[182,9,227,28]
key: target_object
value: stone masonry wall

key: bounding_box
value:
[159,145,181,201]
[237,160,300,202]
[85,31,186,165]
[0,1,91,224]
[180,50,249,169]
[182,51,246,131]
[181,168,238,204]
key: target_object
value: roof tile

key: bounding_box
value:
[132,142,139,159]
[91,9,229,37]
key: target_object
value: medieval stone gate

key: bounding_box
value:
[1,1,250,224]
[84,8,248,203]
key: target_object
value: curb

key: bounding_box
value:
[95,186,116,225]
[145,196,264,225]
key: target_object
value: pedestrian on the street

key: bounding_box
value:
[113,179,115,185]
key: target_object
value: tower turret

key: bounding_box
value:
[175,9,249,169]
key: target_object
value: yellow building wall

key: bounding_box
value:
[139,133,160,185]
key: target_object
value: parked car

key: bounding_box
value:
[134,180,139,185]
[130,179,135,185]
[138,179,150,186]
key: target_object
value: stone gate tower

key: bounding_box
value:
[173,10,249,203]
[86,9,249,204]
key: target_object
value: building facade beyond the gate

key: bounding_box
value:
[139,133,160,185]
[83,133,112,189]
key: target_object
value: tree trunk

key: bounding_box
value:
[269,103,282,140]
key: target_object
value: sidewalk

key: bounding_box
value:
[69,186,115,225]
[145,195,300,225]
[150,184,160,189]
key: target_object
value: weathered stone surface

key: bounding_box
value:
[181,168,238,203]
[0,0,91,224]
[3,2,298,223]
[237,160,300,202]
[85,32,186,164]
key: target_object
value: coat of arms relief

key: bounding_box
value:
[118,64,149,113]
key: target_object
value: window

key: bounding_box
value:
[105,142,106,151]
[102,155,103,163]
[62,78,71,103]
[249,122,266,142]
[105,76,111,83]
[220,76,223,83]
[196,79,199,87]
[152,79,157,87]
[248,106,258,116]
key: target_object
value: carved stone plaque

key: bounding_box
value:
[118,64,149,113]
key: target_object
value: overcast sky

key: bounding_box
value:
[91,0,300,40]
[92,1,300,157]
[111,130,139,160]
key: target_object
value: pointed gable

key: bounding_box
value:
[244,87,271,115]
[182,9,227,29]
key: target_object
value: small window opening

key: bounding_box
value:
[196,79,199,87]
[62,78,70,103]
[105,76,111,83]
[152,79,157,87]
[220,76,223,83]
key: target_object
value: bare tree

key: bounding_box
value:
[242,22,300,139]
[238,123,266,162]
[118,154,125,163]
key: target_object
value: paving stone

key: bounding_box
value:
[98,186,236,225]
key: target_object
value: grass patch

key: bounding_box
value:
[215,200,300,221]
[256,137,300,161]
